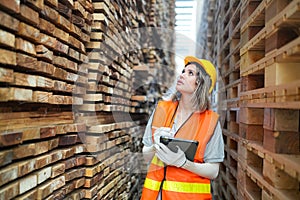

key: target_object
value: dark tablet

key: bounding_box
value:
[160,136,199,161]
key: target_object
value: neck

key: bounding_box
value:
[175,96,195,127]
[179,94,194,112]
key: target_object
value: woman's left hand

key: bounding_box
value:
[154,143,187,168]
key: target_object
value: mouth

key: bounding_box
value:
[177,80,183,85]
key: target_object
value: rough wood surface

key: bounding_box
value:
[0,0,175,199]
[205,0,300,199]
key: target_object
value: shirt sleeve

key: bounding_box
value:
[203,121,224,163]
[142,109,155,147]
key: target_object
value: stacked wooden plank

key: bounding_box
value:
[0,0,92,199]
[130,0,176,114]
[77,0,143,197]
[199,0,300,199]
[130,0,176,196]
[75,0,176,199]
[0,0,176,199]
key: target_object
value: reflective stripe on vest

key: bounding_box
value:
[144,178,161,191]
[163,180,210,194]
[144,178,211,194]
[151,155,164,167]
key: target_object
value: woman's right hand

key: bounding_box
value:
[153,127,173,144]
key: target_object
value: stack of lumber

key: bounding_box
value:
[130,0,176,116]
[198,0,300,199]
[0,0,176,199]
[78,0,175,199]
[0,0,92,199]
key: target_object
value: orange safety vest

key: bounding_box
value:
[141,100,219,200]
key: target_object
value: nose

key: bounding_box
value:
[179,72,185,79]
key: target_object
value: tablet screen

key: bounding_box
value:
[160,136,199,161]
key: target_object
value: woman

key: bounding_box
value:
[141,56,224,200]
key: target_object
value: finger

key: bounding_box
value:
[156,150,168,162]
[159,143,176,156]
[157,143,169,153]
[154,144,160,151]
[154,144,167,158]
[159,127,171,131]
[157,127,171,134]
[156,143,169,155]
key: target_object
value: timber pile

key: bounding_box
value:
[77,0,175,198]
[200,0,300,199]
[130,0,176,115]
[0,0,175,199]
[0,0,91,199]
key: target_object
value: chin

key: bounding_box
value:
[175,85,181,91]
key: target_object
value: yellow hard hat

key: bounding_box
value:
[184,56,216,93]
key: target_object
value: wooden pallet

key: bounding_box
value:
[203,1,300,200]
[240,0,300,75]
[263,108,299,154]
[238,107,265,155]
[240,79,300,108]
[238,141,300,199]
[219,169,238,200]
[241,0,268,33]
[265,0,293,22]
[241,73,264,92]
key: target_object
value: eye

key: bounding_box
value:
[182,69,196,76]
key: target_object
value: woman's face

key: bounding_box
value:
[176,64,198,95]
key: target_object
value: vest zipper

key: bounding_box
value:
[161,102,194,199]
[159,165,167,200]
[168,103,179,127]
